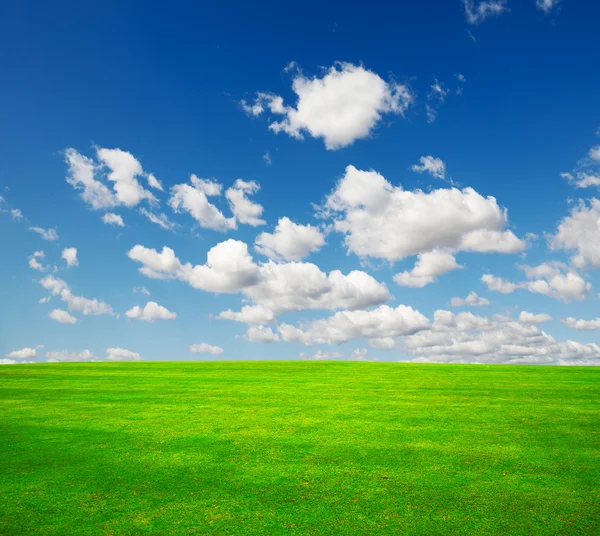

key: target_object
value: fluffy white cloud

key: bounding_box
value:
[394,250,462,288]
[299,350,344,360]
[323,165,524,261]
[29,250,51,272]
[125,301,177,322]
[536,0,560,13]
[61,247,78,267]
[218,305,275,324]
[450,291,490,307]
[411,156,446,180]
[244,325,280,343]
[279,304,429,346]
[562,172,600,189]
[46,349,97,362]
[128,240,390,314]
[102,213,125,227]
[49,309,77,324]
[561,317,600,331]
[462,0,508,25]
[482,263,591,302]
[189,343,224,355]
[40,275,114,315]
[255,217,325,261]
[550,199,600,269]
[519,311,552,324]
[30,226,59,241]
[225,179,265,226]
[169,175,236,231]
[245,62,412,150]
[65,148,116,210]
[139,208,176,230]
[106,348,142,361]
[5,347,39,359]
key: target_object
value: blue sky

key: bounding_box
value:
[1,0,600,364]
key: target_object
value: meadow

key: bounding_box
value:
[0,361,598,535]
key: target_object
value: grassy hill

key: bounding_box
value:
[1,361,598,535]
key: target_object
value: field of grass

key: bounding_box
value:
[0,362,598,535]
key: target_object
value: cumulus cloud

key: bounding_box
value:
[482,263,591,302]
[46,349,97,362]
[139,208,176,230]
[189,343,224,355]
[30,226,59,241]
[519,311,552,324]
[411,156,446,180]
[40,275,114,315]
[244,325,280,343]
[106,348,142,361]
[536,0,560,13]
[217,305,275,324]
[550,199,600,269]
[61,247,78,267]
[450,291,490,307]
[299,350,344,360]
[49,309,77,324]
[5,347,39,359]
[279,304,429,346]
[128,240,390,315]
[169,176,236,231]
[244,62,412,150]
[394,250,463,288]
[255,217,325,261]
[462,0,508,25]
[29,250,51,272]
[102,213,125,227]
[561,317,600,331]
[225,179,265,226]
[322,165,524,261]
[125,301,177,322]
[65,148,116,210]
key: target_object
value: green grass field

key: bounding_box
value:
[0,362,598,535]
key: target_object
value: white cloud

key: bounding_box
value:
[450,291,490,307]
[462,1,508,25]
[245,325,280,343]
[102,213,125,227]
[125,301,177,322]
[29,250,51,272]
[225,179,265,226]
[46,349,97,362]
[411,156,446,180]
[590,146,600,161]
[394,250,462,288]
[245,62,412,150]
[10,208,23,220]
[128,240,390,314]
[255,217,325,261]
[550,199,600,269]
[519,311,552,324]
[217,305,275,324]
[5,347,38,359]
[482,263,591,302]
[536,0,560,13]
[189,343,224,355]
[349,348,371,361]
[40,275,114,315]
[61,247,78,267]
[169,175,236,231]
[299,350,344,360]
[146,173,163,191]
[106,348,142,361]
[65,148,116,210]
[30,226,59,241]
[279,304,429,346]
[133,286,150,296]
[562,317,600,331]
[49,309,77,324]
[139,208,176,230]
[323,165,524,261]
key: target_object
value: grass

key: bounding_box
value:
[0,361,598,535]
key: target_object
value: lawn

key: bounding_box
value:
[0,361,598,535]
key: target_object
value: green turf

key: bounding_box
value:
[0,362,598,535]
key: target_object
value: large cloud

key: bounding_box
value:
[49,309,78,324]
[5,347,39,359]
[243,62,412,150]
[561,317,600,331]
[255,217,325,261]
[394,250,462,288]
[128,240,390,315]
[322,166,524,262]
[225,179,265,226]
